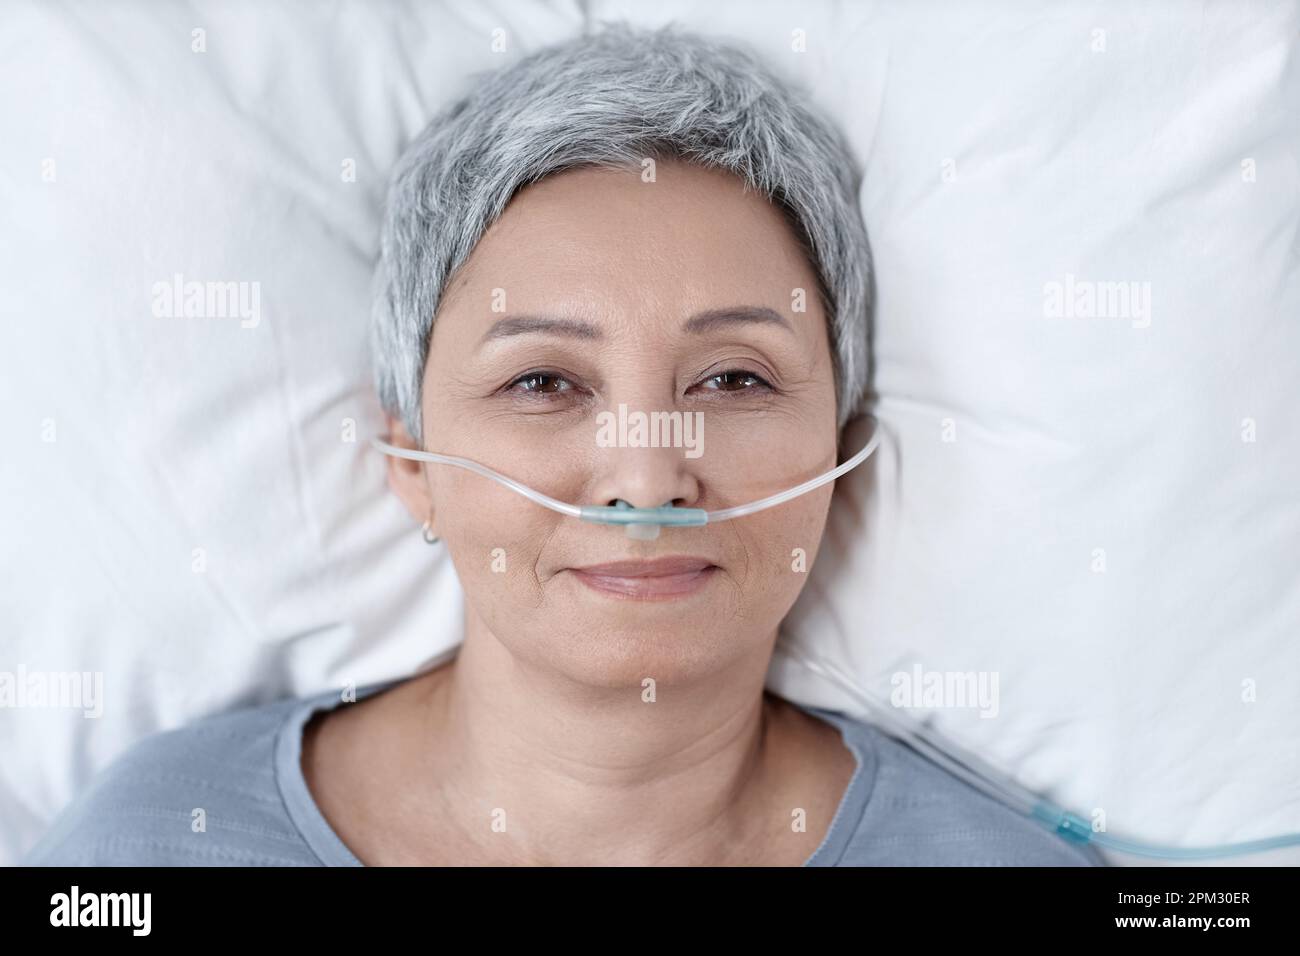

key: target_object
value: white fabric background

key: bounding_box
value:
[1,0,1296,865]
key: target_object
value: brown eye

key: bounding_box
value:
[697,369,773,393]
[506,370,576,396]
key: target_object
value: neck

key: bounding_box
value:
[412,602,785,865]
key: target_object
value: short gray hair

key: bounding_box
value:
[372,23,871,442]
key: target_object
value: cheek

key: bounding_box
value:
[434,468,557,606]
[720,483,834,622]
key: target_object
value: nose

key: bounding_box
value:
[590,442,701,510]
[586,437,702,516]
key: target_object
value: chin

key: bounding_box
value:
[529,621,745,692]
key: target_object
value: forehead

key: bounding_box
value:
[436,159,823,331]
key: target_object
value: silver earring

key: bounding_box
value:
[421,519,440,545]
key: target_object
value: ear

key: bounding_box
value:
[383,412,435,532]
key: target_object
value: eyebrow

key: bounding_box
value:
[478,306,791,347]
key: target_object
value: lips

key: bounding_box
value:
[567,556,719,600]
[573,557,715,577]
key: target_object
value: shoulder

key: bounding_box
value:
[824,711,1105,867]
[22,693,322,866]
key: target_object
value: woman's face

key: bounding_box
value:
[389,157,840,688]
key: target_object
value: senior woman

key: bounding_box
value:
[25,25,1101,867]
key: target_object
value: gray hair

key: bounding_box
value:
[372,22,872,442]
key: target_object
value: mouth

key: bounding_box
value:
[566,556,720,601]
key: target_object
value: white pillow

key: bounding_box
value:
[4,0,1297,866]
[0,0,582,864]
[589,0,1300,859]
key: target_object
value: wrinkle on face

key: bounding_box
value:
[410,157,840,685]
